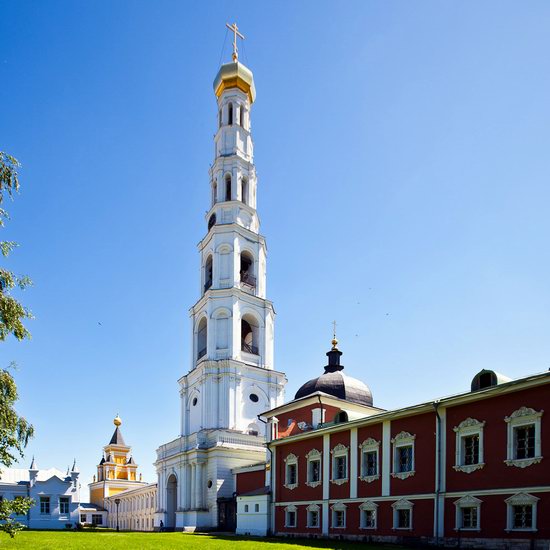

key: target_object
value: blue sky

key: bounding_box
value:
[1,1,550,498]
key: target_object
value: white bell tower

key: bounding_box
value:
[155,25,286,531]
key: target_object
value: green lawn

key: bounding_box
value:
[0,531,406,549]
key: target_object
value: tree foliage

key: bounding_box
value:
[0,152,35,536]
[0,152,33,341]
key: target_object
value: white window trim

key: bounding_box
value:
[330,501,347,529]
[283,453,298,490]
[453,494,482,531]
[306,503,320,529]
[359,500,378,530]
[359,438,380,483]
[453,418,486,473]
[305,449,322,488]
[505,493,539,532]
[284,504,297,528]
[330,443,349,485]
[392,498,414,530]
[391,431,416,479]
[504,407,543,468]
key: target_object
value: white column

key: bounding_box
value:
[322,433,330,535]
[195,462,203,509]
[382,420,391,496]
[350,427,358,498]
[190,463,196,509]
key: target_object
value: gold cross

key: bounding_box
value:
[226,22,245,62]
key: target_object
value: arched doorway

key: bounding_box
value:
[166,474,177,529]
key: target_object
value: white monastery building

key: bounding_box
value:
[154,28,287,531]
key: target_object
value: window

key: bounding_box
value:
[255,503,259,513]
[331,502,346,529]
[392,499,413,530]
[244,504,249,512]
[241,315,259,355]
[80,513,86,523]
[330,444,349,485]
[240,106,244,127]
[359,501,378,529]
[359,438,380,482]
[241,177,248,205]
[505,407,543,468]
[228,103,233,125]
[284,453,298,490]
[225,175,232,201]
[249,393,259,403]
[453,418,485,473]
[307,504,320,528]
[391,431,415,479]
[505,493,538,531]
[197,316,208,359]
[454,495,481,530]
[40,496,50,515]
[92,514,103,525]
[334,411,348,423]
[59,496,69,515]
[285,505,297,528]
[305,449,322,487]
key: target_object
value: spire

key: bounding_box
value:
[109,414,126,446]
[29,456,37,470]
[71,459,79,473]
[226,22,245,62]
[325,327,344,373]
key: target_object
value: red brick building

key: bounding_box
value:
[235,340,549,548]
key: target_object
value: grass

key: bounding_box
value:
[0,530,407,549]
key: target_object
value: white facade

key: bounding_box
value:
[105,483,157,531]
[0,462,81,529]
[155,58,286,531]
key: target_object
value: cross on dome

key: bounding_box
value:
[226,22,245,62]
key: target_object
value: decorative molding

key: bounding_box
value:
[331,443,349,455]
[306,503,320,512]
[359,500,378,511]
[359,438,380,450]
[305,449,322,487]
[391,431,416,445]
[505,407,544,423]
[359,474,380,483]
[453,418,486,432]
[453,463,485,474]
[505,457,542,468]
[505,492,539,506]
[330,501,347,511]
[306,449,322,459]
[392,498,414,510]
[391,470,415,480]
[283,453,298,490]
[283,453,297,464]
[454,494,483,508]
[330,477,348,485]
[306,480,322,488]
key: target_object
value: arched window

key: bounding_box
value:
[208,213,216,231]
[334,411,349,424]
[240,251,256,290]
[212,181,217,205]
[241,315,259,355]
[204,256,213,292]
[197,317,207,360]
[241,177,248,205]
[240,106,244,127]
[228,103,233,125]
[225,175,232,201]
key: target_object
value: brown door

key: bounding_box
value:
[217,497,236,532]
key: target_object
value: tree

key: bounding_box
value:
[0,152,35,536]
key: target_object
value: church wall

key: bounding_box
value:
[389,412,435,496]
[328,430,351,501]
[445,384,550,493]
[357,423,383,498]
[236,468,266,495]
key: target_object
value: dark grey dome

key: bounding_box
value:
[294,344,373,407]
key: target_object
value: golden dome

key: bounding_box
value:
[213,61,256,104]
[113,415,122,427]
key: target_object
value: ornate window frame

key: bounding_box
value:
[284,504,297,528]
[454,494,482,531]
[359,438,380,483]
[359,500,378,530]
[391,431,416,479]
[331,501,347,529]
[453,418,485,473]
[505,493,539,532]
[283,453,298,490]
[305,449,322,488]
[306,503,320,528]
[504,407,543,468]
[392,498,413,530]
[330,443,349,485]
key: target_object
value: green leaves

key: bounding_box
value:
[0,152,20,205]
[0,497,34,537]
